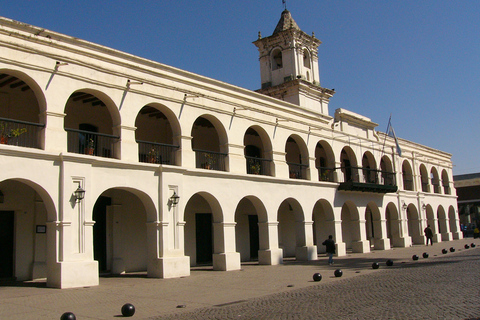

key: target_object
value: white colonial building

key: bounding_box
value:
[0,10,460,288]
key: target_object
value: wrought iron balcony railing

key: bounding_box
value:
[194,149,227,171]
[246,156,271,176]
[0,117,44,149]
[137,140,179,165]
[66,128,119,158]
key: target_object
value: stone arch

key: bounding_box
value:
[419,164,429,192]
[341,201,361,251]
[442,169,451,195]
[312,199,335,253]
[234,196,268,262]
[191,115,228,171]
[437,205,449,241]
[135,104,181,165]
[315,140,335,182]
[362,151,377,183]
[184,192,224,267]
[64,89,121,159]
[365,202,386,250]
[244,125,274,176]
[431,167,441,194]
[271,47,283,70]
[380,155,395,186]
[340,146,358,183]
[385,202,402,247]
[406,204,422,244]
[278,198,306,258]
[285,134,309,180]
[448,205,459,238]
[402,160,414,191]
[0,178,56,282]
[92,187,156,275]
[0,70,46,149]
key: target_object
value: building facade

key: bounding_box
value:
[0,11,460,288]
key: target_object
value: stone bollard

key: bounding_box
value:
[334,269,343,277]
[442,249,448,254]
[422,252,429,258]
[412,255,419,261]
[449,247,455,253]
[121,303,135,317]
[313,273,322,282]
[372,262,379,269]
[386,259,393,266]
[60,312,76,320]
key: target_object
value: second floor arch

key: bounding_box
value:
[64,89,121,159]
[191,115,228,171]
[135,104,181,165]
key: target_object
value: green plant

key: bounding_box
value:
[87,138,95,149]
[0,122,27,138]
[250,161,261,174]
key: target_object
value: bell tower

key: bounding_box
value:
[253,10,334,115]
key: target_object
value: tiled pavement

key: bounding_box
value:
[1,238,479,319]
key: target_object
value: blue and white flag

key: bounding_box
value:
[386,116,402,157]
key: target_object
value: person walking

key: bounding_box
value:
[424,225,434,246]
[322,235,336,265]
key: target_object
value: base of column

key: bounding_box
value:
[391,236,412,248]
[148,256,190,279]
[336,242,346,257]
[32,261,47,280]
[452,232,462,240]
[441,232,453,241]
[47,260,99,289]
[433,234,442,243]
[295,245,318,261]
[373,238,391,250]
[352,240,371,253]
[258,248,283,265]
[213,252,241,271]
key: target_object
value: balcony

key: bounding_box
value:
[287,162,308,180]
[246,156,271,176]
[0,117,44,149]
[338,167,397,193]
[194,149,227,171]
[138,140,179,165]
[317,166,335,182]
[66,129,119,158]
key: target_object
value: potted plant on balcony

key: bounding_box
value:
[0,122,27,144]
[204,153,216,170]
[250,161,261,174]
[147,147,158,163]
[85,138,95,155]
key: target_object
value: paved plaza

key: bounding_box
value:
[1,238,479,319]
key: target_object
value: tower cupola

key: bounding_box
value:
[253,10,334,115]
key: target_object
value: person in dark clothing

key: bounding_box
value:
[322,235,336,265]
[424,225,434,246]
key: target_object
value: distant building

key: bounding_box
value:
[454,173,480,232]
[0,10,459,288]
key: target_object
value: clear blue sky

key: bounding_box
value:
[2,1,479,175]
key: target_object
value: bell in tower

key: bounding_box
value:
[253,9,335,116]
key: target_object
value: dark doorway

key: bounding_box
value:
[0,211,14,278]
[195,213,213,265]
[248,215,259,260]
[93,196,111,273]
[343,159,352,182]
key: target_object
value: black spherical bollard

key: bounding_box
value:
[422,252,429,258]
[449,247,455,253]
[121,303,135,317]
[471,243,476,248]
[60,312,76,320]
[334,269,343,277]
[442,249,448,254]
[412,254,419,261]
[386,259,393,266]
[372,262,379,269]
[465,244,470,249]
[313,273,322,282]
